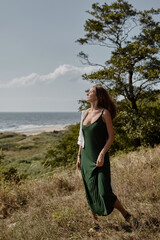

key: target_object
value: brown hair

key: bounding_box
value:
[94,85,117,119]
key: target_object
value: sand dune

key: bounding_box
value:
[18,125,69,136]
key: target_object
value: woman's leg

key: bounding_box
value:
[91,198,128,222]
[90,212,100,230]
[91,211,98,223]
[113,198,140,229]
[113,198,129,218]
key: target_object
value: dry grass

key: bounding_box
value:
[0,145,160,240]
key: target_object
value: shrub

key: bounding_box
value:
[0,148,5,162]
[2,167,21,184]
[43,124,79,168]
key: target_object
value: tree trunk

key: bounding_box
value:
[128,71,138,113]
[131,97,138,113]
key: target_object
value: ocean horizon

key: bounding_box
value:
[0,112,81,133]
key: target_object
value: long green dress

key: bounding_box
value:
[81,109,117,216]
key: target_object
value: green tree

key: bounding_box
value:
[111,91,160,151]
[76,0,160,113]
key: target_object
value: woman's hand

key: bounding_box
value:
[76,156,81,170]
[96,153,104,167]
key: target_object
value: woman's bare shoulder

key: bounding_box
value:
[102,109,112,120]
[103,108,110,115]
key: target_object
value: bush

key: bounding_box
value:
[43,124,79,168]
[1,167,25,184]
[0,148,5,162]
[110,97,160,153]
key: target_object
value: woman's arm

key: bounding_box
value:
[96,109,114,167]
[77,145,82,170]
[78,145,82,155]
[100,109,114,156]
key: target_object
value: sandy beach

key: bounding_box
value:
[17,125,69,136]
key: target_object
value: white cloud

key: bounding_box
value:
[0,64,100,88]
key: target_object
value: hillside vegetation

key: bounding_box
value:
[0,143,159,240]
[0,129,68,180]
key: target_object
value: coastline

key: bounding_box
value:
[0,112,80,136]
[10,125,70,136]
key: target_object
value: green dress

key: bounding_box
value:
[81,109,117,216]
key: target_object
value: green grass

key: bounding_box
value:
[0,130,68,180]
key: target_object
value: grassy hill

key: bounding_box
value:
[0,139,159,239]
[0,129,68,180]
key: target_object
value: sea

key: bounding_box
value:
[0,112,81,133]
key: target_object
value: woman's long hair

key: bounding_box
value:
[94,85,117,120]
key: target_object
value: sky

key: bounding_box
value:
[0,0,159,112]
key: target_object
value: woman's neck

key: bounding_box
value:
[90,102,99,111]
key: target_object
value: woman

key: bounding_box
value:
[77,85,140,231]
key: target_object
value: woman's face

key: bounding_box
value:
[86,87,97,102]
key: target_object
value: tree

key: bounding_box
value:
[76,0,160,113]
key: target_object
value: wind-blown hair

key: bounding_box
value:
[94,85,117,120]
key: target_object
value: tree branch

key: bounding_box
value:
[136,80,160,98]
[78,52,105,68]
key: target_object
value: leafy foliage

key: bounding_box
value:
[111,97,160,154]
[2,167,21,183]
[76,0,160,150]
[0,148,5,162]
[43,124,79,168]
[76,0,160,114]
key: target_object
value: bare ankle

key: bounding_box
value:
[91,212,98,223]
[124,212,132,221]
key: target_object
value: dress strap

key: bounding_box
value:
[101,108,105,115]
